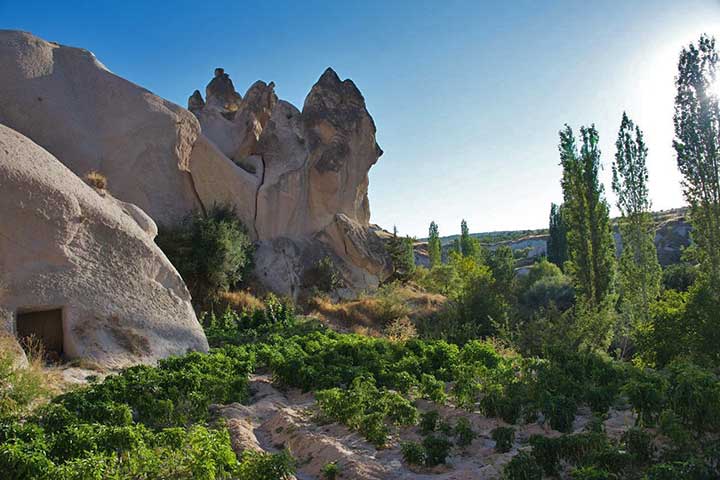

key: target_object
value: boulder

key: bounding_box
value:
[0,124,208,367]
[0,30,203,226]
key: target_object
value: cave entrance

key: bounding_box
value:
[16,308,64,361]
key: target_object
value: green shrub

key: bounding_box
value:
[304,256,343,293]
[236,449,295,480]
[541,394,577,432]
[623,369,668,427]
[419,373,447,404]
[321,461,340,480]
[621,427,655,464]
[400,441,426,466]
[503,451,543,480]
[642,460,714,480]
[422,434,452,466]
[491,426,515,453]
[454,417,476,447]
[419,410,440,435]
[157,204,253,305]
[315,376,417,447]
[571,466,613,479]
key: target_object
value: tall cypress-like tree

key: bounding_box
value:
[460,219,478,257]
[547,203,568,269]
[674,35,720,289]
[560,124,616,308]
[428,221,442,268]
[612,112,661,331]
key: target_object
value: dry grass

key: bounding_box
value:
[84,170,108,190]
[0,334,63,416]
[218,290,265,313]
[308,283,446,337]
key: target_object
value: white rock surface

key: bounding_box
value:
[0,124,208,367]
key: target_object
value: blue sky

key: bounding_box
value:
[2,0,719,237]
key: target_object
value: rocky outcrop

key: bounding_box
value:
[189,67,391,296]
[0,124,208,367]
[0,30,203,226]
[0,30,390,298]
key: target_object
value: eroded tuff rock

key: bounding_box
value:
[190,67,392,297]
[0,30,390,298]
[0,124,208,367]
[0,30,203,226]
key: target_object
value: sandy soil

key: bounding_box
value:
[215,374,638,480]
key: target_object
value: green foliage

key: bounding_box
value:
[202,295,297,347]
[673,34,720,289]
[428,221,442,268]
[622,369,667,426]
[157,204,253,305]
[548,202,569,269]
[621,427,655,464]
[315,376,417,447]
[503,451,543,480]
[419,373,447,404]
[571,467,613,480]
[304,256,344,292]
[662,263,698,292]
[459,219,481,259]
[55,348,254,429]
[419,410,440,435]
[321,461,340,480]
[387,228,416,282]
[422,433,452,466]
[559,124,617,348]
[400,441,426,466]
[491,426,515,453]
[236,449,295,480]
[0,342,51,418]
[453,417,476,447]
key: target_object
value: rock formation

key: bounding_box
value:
[0,124,208,366]
[0,30,390,298]
[189,67,391,297]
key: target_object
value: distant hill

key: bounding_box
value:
[415,207,691,270]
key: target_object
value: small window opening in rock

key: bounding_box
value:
[16,308,64,363]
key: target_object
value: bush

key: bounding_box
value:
[400,441,426,466]
[503,451,543,480]
[157,204,253,305]
[422,434,452,466]
[303,256,343,293]
[419,410,440,435]
[83,170,107,190]
[0,336,54,418]
[662,263,697,292]
[570,466,612,479]
[454,417,476,447]
[491,426,515,453]
[621,427,655,464]
[419,374,446,404]
[315,376,417,447]
[321,461,340,480]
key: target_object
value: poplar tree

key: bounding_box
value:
[674,35,720,290]
[559,124,616,348]
[428,221,442,268]
[459,219,479,258]
[612,113,661,327]
[547,203,568,269]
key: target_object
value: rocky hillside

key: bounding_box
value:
[415,208,691,269]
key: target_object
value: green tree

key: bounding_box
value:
[387,227,416,281]
[559,125,617,350]
[460,219,474,257]
[488,245,515,294]
[156,205,253,306]
[612,112,662,356]
[547,203,568,269]
[428,221,442,268]
[673,35,720,290]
